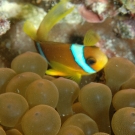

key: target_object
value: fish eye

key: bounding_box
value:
[86,57,96,65]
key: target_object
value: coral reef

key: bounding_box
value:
[0,16,10,36]
[0,0,135,66]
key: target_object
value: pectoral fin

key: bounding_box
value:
[83,30,100,46]
[46,61,81,83]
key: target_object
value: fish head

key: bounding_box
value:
[84,46,108,72]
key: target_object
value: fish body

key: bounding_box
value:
[36,41,108,82]
[23,0,108,83]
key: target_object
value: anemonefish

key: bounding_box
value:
[23,0,108,83]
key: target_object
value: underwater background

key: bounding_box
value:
[1,0,135,135]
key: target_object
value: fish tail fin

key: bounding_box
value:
[46,61,82,83]
[23,21,38,41]
[83,30,100,46]
[37,0,74,41]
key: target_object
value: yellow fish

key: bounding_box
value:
[23,0,108,83]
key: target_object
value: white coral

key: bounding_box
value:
[91,2,107,15]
